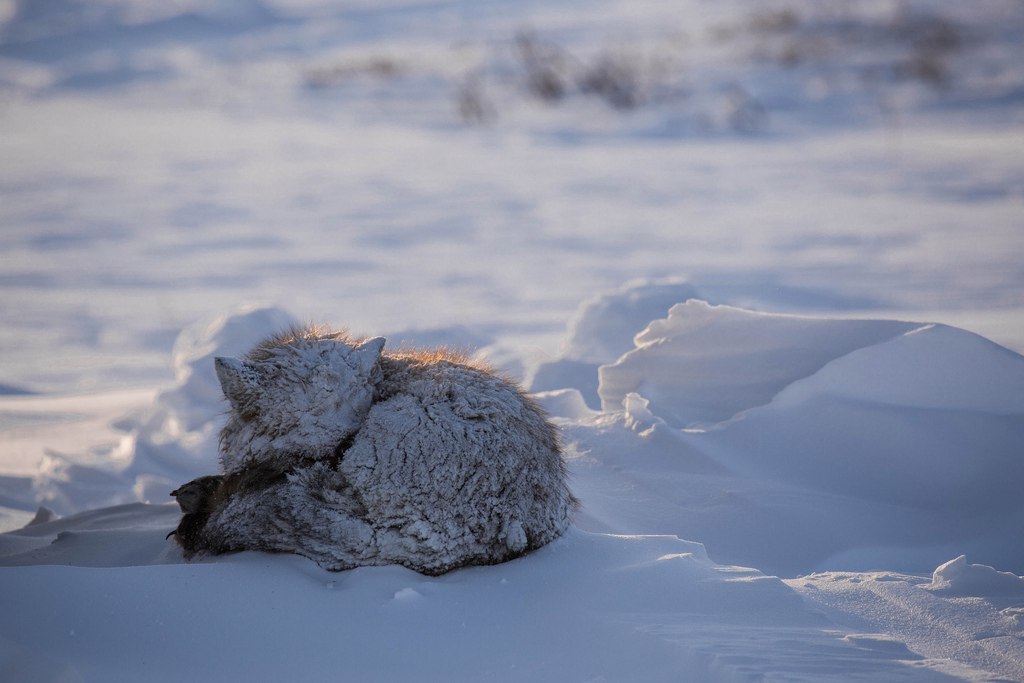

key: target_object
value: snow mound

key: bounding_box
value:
[528,278,702,408]
[563,300,1024,575]
[1,504,989,681]
[598,300,918,426]
[564,278,703,365]
[530,388,599,422]
[18,307,298,515]
[152,305,298,435]
[772,322,1024,413]
[923,556,1024,597]
[710,319,1024,511]
[527,357,604,409]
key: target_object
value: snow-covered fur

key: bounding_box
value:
[171,326,576,575]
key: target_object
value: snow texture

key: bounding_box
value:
[4,295,1024,680]
[1,0,1024,679]
[528,278,703,408]
[173,327,575,575]
[558,298,1024,577]
[599,300,920,426]
[923,556,1024,597]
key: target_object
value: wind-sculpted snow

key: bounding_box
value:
[528,278,703,408]
[791,561,1024,681]
[598,300,920,426]
[538,296,1024,576]
[770,322,1024,414]
[131,306,299,477]
[1,506,998,682]
[562,278,703,366]
[3,297,1024,679]
[0,307,299,519]
[709,322,1024,512]
[923,555,1024,598]
[596,301,1024,519]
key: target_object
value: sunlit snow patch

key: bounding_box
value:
[923,555,1024,598]
[598,300,919,427]
[528,278,702,408]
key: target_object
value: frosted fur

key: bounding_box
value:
[216,331,386,475]
[172,327,576,575]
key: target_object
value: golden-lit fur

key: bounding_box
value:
[171,323,577,575]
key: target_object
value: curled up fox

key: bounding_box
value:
[169,325,576,575]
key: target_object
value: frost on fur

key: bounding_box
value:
[170,325,577,575]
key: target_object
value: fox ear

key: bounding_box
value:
[214,357,264,411]
[352,336,386,374]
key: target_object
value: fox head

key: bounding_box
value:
[215,332,386,473]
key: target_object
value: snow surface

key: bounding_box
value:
[2,0,1024,680]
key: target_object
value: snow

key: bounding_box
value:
[2,0,1024,680]
[924,556,1024,598]
[1,514,998,682]
[598,300,920,425]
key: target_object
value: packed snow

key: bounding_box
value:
[2,0,1023,680]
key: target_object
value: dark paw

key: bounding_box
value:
[167,467,288,556]
[168,511,210,556]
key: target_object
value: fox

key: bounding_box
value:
[169,325,576,575]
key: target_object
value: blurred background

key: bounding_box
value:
[1,0,1022,393]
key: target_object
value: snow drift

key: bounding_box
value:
[4,288,1023,680]
[547,296,1024,577]
[6,506,1017,682]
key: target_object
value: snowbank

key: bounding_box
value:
[598,300,919,426]
[528,278,702,408]
[540,297,1024,577]
[0,307,297,521]
[128,305,298,479]
[923,555,1024,598]
[9,293,1021,580]
[709,320,1024,509]
[0,505,998,682]
[4,293,1023,679]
